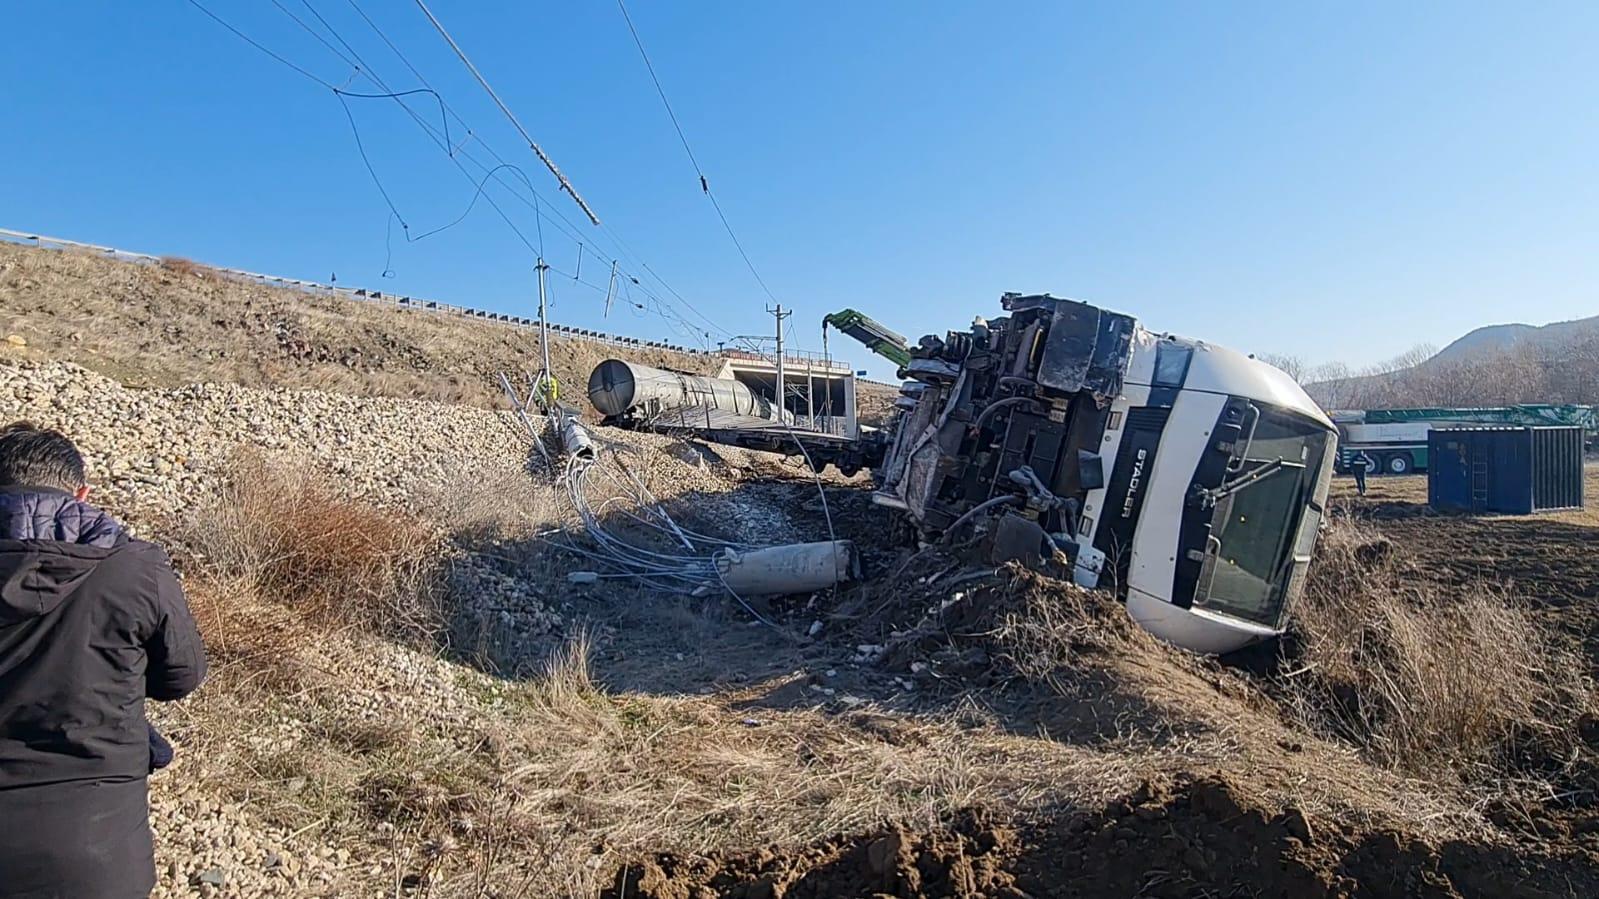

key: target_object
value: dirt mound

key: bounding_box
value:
[606,774,1598,899]
[836,555,1165,691]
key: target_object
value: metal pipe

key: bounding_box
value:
[940,495,1022,543]
[972,396,1038,431]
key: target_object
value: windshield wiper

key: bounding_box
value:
[1196,457,1301,506]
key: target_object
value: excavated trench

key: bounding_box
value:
[605,774,1598,899]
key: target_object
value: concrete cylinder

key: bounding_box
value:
[713,540,858,595]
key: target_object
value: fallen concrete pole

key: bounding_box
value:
[713,540,858,595]
[558,415,596,459]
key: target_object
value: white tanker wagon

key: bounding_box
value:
[875,293,1336,654]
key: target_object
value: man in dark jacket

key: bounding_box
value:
[1349,451,1370,496]
[0,423,206,899]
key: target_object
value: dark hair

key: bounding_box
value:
[0,422,86,491]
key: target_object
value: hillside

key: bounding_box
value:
[1,245,1595,898]
[0,240,904,420]
[1306,312,1599,410]
[1432,315,1599,366]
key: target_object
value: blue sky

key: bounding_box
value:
[4,2,1597,380]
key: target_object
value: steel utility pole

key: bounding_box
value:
[821,322,832,423]
[768,304,791,419]
[536,258,552,395]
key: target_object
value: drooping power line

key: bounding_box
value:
[340,0,732,342]
[187,0,734,348]
[411,0,602,225]
[615,0,782,307]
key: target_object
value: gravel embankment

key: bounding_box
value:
[0,358,802,898]
[0,359,533,521]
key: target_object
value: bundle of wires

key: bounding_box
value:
[551,442,743,594]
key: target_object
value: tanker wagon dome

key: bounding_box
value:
[873,293,1336,655]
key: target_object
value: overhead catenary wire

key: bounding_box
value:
[334,0,736,343]
[188,0,744,349]
[186,0,335,89]
[615,0,783,306]
[339,0,739,343]
[411,0,602,225]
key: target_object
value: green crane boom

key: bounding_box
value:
[822,309,911,368]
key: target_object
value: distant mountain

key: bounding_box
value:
[1305,313,1599,409]
[1429,315,1599,366]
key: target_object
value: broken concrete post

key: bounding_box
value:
[559,416,596,459]
[714,540,858,596]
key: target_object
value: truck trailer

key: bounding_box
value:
[1330,405,1595,476]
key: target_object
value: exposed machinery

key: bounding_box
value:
[823,309,911,368]
[1331,405,1596,476]
[873,293,1336,654]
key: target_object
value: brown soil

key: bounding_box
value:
[1334,467,1599,670]
[589,471,1599,898]
[607,773,1597,899]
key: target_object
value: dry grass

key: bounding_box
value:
[158,255,212,280]
[171,600,1162,897]
[150,443,1575,894]
[411,456,564,542]
[0,240,725,408]
[2,240,904,416]
[162,504,1496,896]
[187,454,446,643]
[410,633,1152,897]
[1286,515,1593,782]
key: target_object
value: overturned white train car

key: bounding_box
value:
[873,293,1336,654]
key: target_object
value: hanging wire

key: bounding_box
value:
[615,0,783,306]
[189,0,745,349]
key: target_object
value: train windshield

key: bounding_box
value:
[1194,405,1334,628]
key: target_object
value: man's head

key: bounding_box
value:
[0,422,89,500]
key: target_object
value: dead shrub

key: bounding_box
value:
[411,456,561,541]
[184,576,317,694]
[188,454,446,643]
[158,255,211,280]
[1285,516,1591,780]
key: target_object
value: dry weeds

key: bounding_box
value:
[158,255,212,280]
[1287,515,1593,782]
[991,567,1151,684]
[155,445,1589,895]
[187,454,446,644]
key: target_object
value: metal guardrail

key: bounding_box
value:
[0,227,719,359]
[721,347,851,374]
